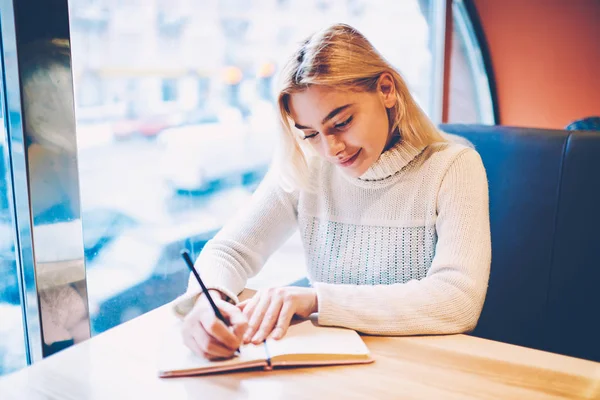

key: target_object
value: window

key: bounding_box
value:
[448,0,495,124]
[77,71,104,107]
[67,0,446,336]
[161,78,178,102]
[0,97,27,377]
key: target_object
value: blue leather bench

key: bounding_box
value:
[442,124,600,362]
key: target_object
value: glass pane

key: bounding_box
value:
[69,0,436,334]
[448,0,495,124]
[0,85,27,376]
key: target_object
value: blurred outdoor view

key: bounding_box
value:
[1,0,436,375]
[1,113,28,376]
[72,0,435,335]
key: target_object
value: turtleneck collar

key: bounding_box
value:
[355,138,426,182]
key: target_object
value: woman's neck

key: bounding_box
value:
[383,130,401,152]
[356,136,425,182]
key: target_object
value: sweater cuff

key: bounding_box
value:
[171,284,240,319]
[314,282,345,327]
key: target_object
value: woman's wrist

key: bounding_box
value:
[207,289,225,300]
[312,288,319,314]
[196,289,224,304]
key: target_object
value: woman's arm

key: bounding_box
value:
[315,149,491,335]
[174,169,299,315]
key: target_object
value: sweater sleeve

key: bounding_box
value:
[172,169,299,316]
[314,148,491,335]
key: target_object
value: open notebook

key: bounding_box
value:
[158,317,373,377]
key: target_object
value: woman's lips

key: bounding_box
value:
[338,149,361,167]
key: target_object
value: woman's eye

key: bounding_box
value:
[303,132,319,140]
[334,116,353,129]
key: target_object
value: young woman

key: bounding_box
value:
[176,23,491,360]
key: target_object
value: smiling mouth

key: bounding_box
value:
[338,149,361,166]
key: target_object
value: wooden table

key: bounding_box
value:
[1,293,599,400]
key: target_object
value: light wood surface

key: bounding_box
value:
[1,290,598,400]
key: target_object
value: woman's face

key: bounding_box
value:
[287,74,397,177]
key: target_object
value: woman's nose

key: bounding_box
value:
[323,135,345,157]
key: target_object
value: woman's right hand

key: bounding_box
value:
[181,290,248,360]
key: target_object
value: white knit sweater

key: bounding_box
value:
[177,138,491,336]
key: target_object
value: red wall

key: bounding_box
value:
[473,0,600,129]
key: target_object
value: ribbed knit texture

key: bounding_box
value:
[178,138,491,336]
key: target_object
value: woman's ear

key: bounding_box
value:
[378,73,397,109]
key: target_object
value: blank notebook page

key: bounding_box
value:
[158,323,266,373]
[266,318,371,359]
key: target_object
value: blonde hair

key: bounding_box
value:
[276,23,446,192]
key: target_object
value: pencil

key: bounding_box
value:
[180,249,240,354]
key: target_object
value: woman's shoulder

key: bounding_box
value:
[439,131,476,149]
[426,133,479,161]
[419,136,484,178]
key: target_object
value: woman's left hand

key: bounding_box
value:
[238,287,318,344]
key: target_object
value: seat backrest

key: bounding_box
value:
[546,131,600,361]
[441,124,600,361]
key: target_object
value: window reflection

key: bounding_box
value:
[0,99,27,377]
[19,38,90,357]
[448,0,495,124]
[69,0,436,334]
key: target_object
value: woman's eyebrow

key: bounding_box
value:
[294,103,354,130]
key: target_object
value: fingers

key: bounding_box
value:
[191,326,235,359]
[250,295,284,344]
[219,301,248,343]
[198,313,239,351]
[244,293,270,344]
[182,317,233,359]
[270,301,295,340]
[239,287,315,344]
[237,299,250,312]
[182,327,203,357]
[181,298,248,360]
[241,294,260,324]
